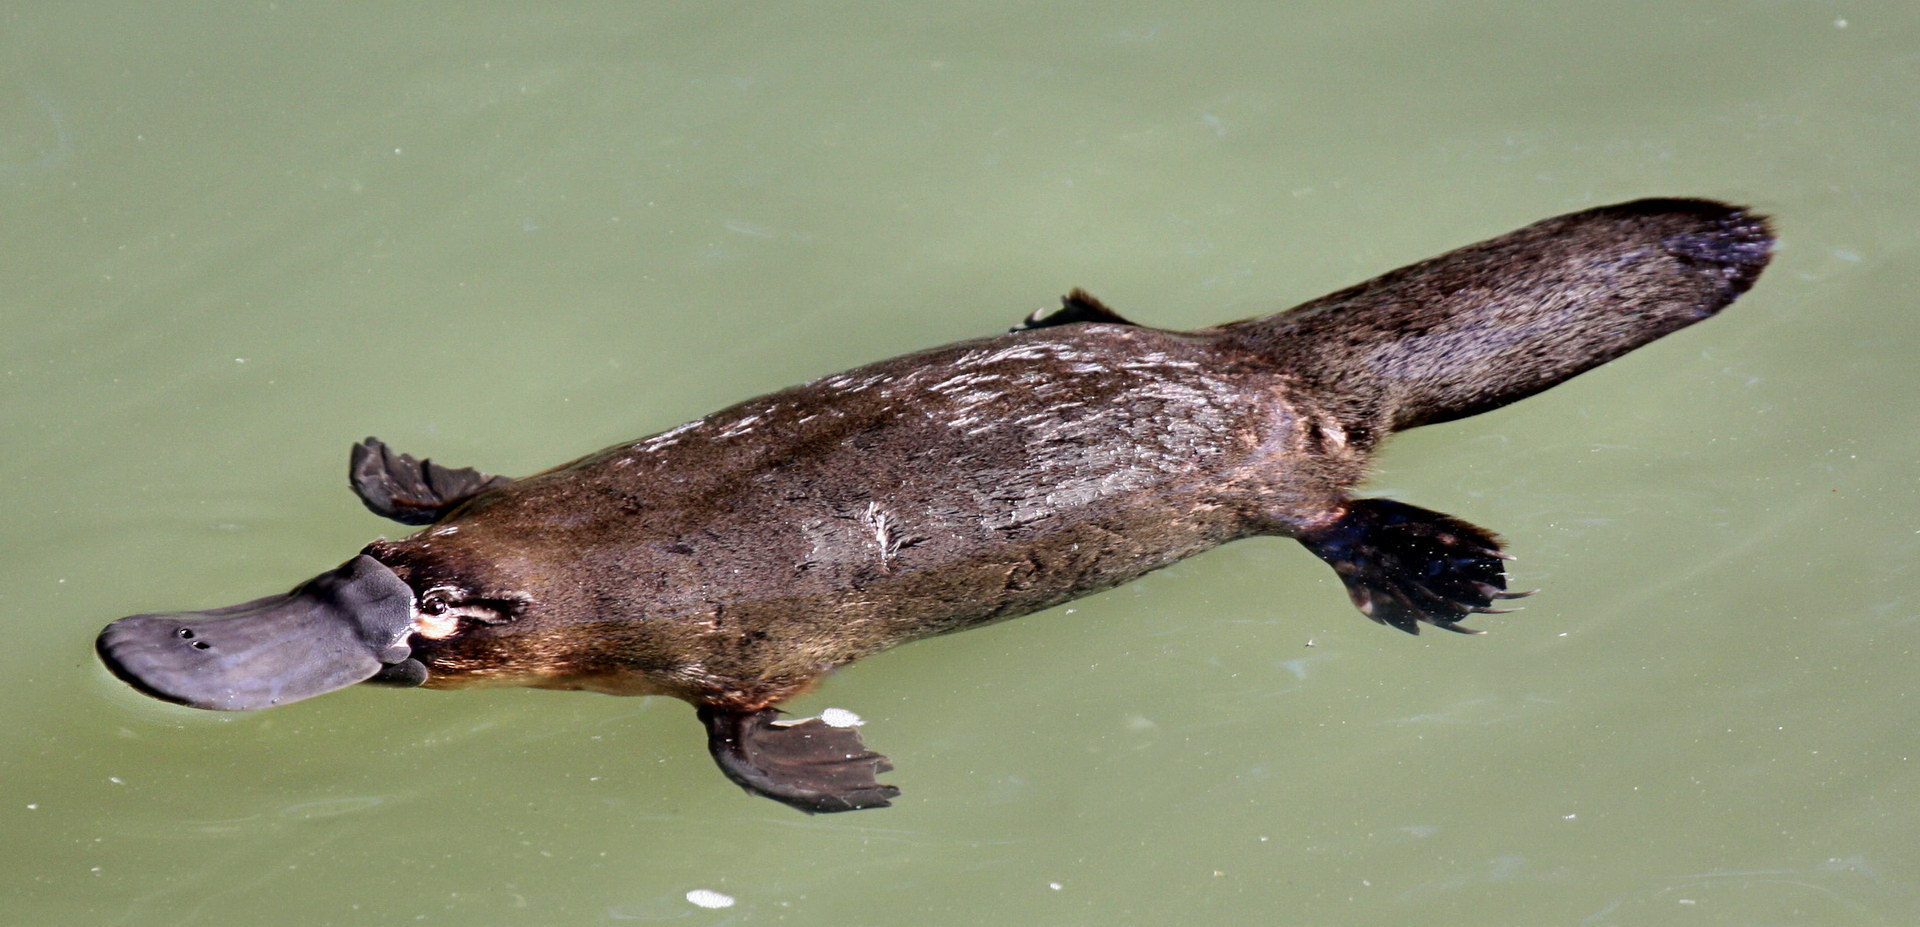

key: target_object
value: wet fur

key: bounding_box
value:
[370,327,1296,704]
[365,199,1772,708]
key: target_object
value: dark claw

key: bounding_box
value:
[349,437,514,526]
[1299,498,1522,635]
[698,706,899,814]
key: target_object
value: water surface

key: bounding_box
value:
[5,2,1917,924]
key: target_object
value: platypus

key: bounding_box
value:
[97,198,1773,813]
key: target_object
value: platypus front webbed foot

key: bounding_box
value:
[1298,498,1531,635]
[349,437,513,525]
[697,706,900,814]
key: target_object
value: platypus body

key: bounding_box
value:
[98,199,1773,812]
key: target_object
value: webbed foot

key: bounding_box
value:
[1010,288,1138,332]
[697,706,899,814]
[349,437,513,525]
[1298,498,1532,634]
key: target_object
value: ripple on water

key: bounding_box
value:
[276,795,391,820]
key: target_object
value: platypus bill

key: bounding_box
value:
[97,199,1773,813]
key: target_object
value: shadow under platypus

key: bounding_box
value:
[97,198,1773,813]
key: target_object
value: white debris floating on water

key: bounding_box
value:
[819,707,864,728]
[685,889,735,910]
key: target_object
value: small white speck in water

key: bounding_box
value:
[685,889,735,909]
[820,708,863,728]
[1048,882,1062,891]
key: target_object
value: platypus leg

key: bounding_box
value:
[696,705,900,814]
[349,437,513,525]
[1297,498,1533,635]
[1010,288,1139,332]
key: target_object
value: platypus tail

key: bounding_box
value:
[1214,198,1773,442]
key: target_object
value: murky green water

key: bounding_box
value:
[6,2,1918,924]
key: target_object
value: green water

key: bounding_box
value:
[6,2,1918,924]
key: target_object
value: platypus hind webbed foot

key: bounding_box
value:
[1008,288,1139,333]
[1298,498,1532,635]
[697,706,900,814]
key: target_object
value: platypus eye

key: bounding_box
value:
[411,587,518,639]
[412,587,469,638]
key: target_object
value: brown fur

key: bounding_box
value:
[360,199,1770,707]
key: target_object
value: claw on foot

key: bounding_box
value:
[697,706,899,814]
[349,437,512,526]
[1299,497,1526,634]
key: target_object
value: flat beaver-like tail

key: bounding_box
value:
[1214,198,1773,442]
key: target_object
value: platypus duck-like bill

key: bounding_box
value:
[97,556,423,710]
[97,198,1774,814]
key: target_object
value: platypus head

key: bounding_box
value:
[97,533,570,710]
[96,555,426,710]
